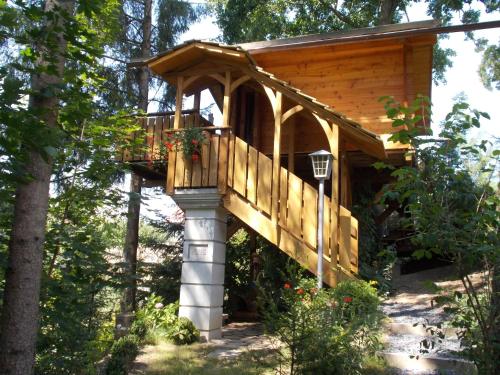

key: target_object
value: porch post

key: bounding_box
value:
[167,76,184,194]
[271,91,283,224]
[173,188,227,341]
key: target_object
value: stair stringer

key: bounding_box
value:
[223,190,353,287]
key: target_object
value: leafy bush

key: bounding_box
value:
[169,317,200,345]
[260,267,383,375]
[133,294,178,336]
[380,95,499,375]
[105,335,140,375]
[132,294,199,345]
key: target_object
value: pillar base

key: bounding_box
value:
[174,188,227,342]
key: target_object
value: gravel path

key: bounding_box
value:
[379,265,482,374]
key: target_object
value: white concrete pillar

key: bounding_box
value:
[173,188,227,341]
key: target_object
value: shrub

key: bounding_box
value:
[132,295,199,345]
[133,295,178,336]
[168,317,200,345]
[260,269,383,375]
[105,335,140,375]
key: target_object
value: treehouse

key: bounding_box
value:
[121,20,438,340]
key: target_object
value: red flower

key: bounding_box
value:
[191,139,199,145]
[165,142,173,150]
[191,154,199,162]
[284,282,292,289]
[343,296,353,303]
[296,288,304,295]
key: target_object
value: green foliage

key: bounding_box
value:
[105,0,203,110]
[137,215,184,304]
[0,1,141,373]
[224,228,253,315]
[134,294,179,334]
[169,317,200,345]
[351,185,397,293]
[478,41,500,90]
[132,294,199,345]
[260,264,383,375]
[105,334,140,375]
[380,95,499,374]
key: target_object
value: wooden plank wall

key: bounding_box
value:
[251,36,435,137]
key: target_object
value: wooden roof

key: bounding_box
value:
[239,20,439,52]
[239,19,500,53]
[146,42,387,159]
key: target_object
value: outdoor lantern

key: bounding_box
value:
[308,149,334,289]
[309,150,333,180]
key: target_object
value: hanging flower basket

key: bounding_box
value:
[162,127,208,162]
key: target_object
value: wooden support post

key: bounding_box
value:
[252,93,260,149]
[217,71,231,193]
[193,91,201,127]
[193,91,201,112]
[340,140,347,207]
[167,76,183,194]
[271,91,283,224]
[330,123,339,268]
[287,117,295,173]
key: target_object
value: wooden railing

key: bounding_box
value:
[214,134,359,274]
[120,120,359,276]
[119,111,212,163]
[169,132,224,189]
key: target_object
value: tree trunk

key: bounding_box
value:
[121,174,142,313]
[0,1,74,373]
[120,0,152,318]
[378,0,398,25]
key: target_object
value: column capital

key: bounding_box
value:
[173,188,223,210]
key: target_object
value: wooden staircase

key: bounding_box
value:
[120,116,359,286]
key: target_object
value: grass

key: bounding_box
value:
[131,340,279,375]
[130,340,396,375]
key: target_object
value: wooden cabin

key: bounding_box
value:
[121,20,438,288]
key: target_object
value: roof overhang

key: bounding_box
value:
[147,42,248,76]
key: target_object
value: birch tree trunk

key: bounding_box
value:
[0,1,75,373]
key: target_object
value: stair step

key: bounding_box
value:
[384,322,458,336]
[381,352,477,374]
[383,333,461,357]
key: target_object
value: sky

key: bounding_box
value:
[135,3,500,218]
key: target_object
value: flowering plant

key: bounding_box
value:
[162,127,207,161]
[260,268,383,374]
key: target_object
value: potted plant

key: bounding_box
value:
[163,127,207,162]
